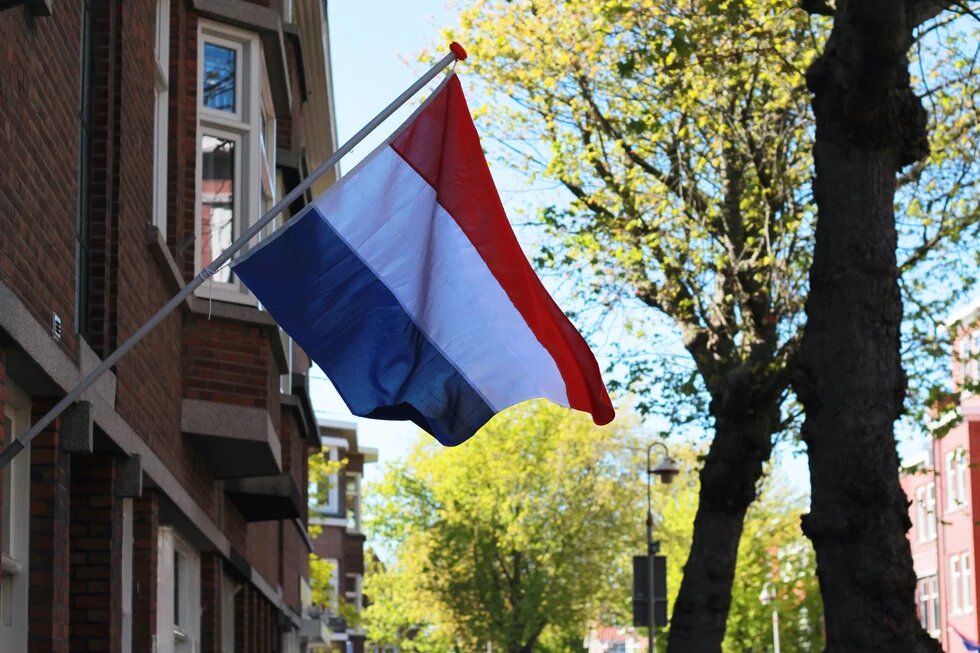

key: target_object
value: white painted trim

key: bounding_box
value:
[0,380,30,652]
[121,498,134,653]
[152,0,171,236]
[310,517,348,528]
[319,436,350,450]
[195,19,262,305]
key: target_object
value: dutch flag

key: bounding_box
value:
[233,73,614,445]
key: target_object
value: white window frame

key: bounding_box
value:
[953,448,969,508]
[122,498,134,653]
[947,449,969,511]
[221,574,238,653]
[327,558,340,611]
[928,576,940,636]
[346,472,362,534]
[196,20,262,305]
[156,527,201,653]
[1,381,30,652]
[152,0,170,235]
[972,332,980,382]
[957,333,972,386]
[925,482,937,540]
[964,552,974,614]
[918,578,929,630]
[345,572,364,612]
[952,554,963,615]
[915,486,927,543]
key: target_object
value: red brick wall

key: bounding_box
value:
[281,523,309,613]
[69,453,121,653]
[201,552,223,653]
[28,400,71,653]
[247,520,282,589]
[0,5,82,359]
[169,0,199,275]
[132,493,158,653]
[183,317,276,408]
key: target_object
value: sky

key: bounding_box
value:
[312,1,824,494]
[310,1,462,485]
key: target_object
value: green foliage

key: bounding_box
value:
[646,448,823,653]
[308,450,346,606]
[447,0,826,430]
[363,402,643,653]
[363,413,823,652]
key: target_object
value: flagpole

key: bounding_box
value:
[0,43,468,470]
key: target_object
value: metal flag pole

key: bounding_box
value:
[0,43,468,470]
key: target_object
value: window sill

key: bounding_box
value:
[1,553,23,575]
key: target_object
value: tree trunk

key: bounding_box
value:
[667,405,778,653]
[795,2,940,651]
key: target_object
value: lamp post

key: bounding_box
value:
[759,581,781,653]
[646,441,679,652]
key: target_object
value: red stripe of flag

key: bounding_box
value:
[391,74,614,425]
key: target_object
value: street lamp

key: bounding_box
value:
[759,581,781,653]
[646,441,678,652]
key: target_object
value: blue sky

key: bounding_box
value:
[310,1,463,482]
[312,1,820,493]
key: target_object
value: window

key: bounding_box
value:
[1,382,30,651]
[346,472,362,533]
[326,558,340,611]
[973,333,980,382]
[925,482,937,540]
[311,446,341,516]
[345,573,364,612]
[964,553,974,613]
[917,576,940,636]
[156,527,200,653]
[916,486,927,542]
[953,555,962,614]
[196,21,263,301]
[947,449,969,510]
[121,498,134,653]
[153,0,170,234]
[221,574,237,653]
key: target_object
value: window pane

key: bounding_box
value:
[203,42,236,112]
[200,135,236,283]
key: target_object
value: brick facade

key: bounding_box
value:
[0,1,336,650]
[901,302,980,652]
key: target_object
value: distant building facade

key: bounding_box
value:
[583,626,647,653]
[312,417,378,653]
[902,299,980,652]
[0,1,340,651]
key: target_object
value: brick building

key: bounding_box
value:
[902,298,980,652]
[312,417,377,653]
[0,0,341,651]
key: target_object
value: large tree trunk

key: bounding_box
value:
[667,405,778,653]
[795,2,941,651]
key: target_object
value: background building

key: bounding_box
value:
[312,417,377,653]
[902,298,980,652]
[0,1,340,650]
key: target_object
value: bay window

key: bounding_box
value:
[196,20,266,302]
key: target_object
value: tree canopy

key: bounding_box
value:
[444,0,979,647]
[364,402,642,653]
[362,410,824,653]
